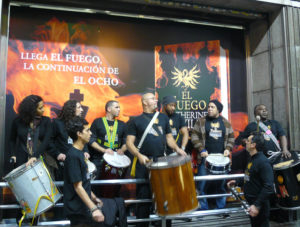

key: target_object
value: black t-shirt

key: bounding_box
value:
[205,116,225,154]
[9,116,52,167]
[64,146,91,217]
[48,119,89,159]
[127,112,171,157]
[244,152,274,208]
[165,113,187,154]
[90,117,127,156]
[237,120,285,154]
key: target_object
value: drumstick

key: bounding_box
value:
[229,186,250,215]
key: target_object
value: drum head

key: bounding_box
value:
[3,160,40,181]
[206,154,230,167]
[103,152,131,168]
[149,155,191,169]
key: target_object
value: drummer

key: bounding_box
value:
[48,100,90,180]
[235,104,291,161]
[126,92,186,227]
[89,100,127,188]
[64,116,105,226]
[191,99,234,210]
[8,94,51,225]
[228,132,274,227]
[161,95,189,155]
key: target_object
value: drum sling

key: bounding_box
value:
[130,111,159,177]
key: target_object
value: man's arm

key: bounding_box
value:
[126,135,149,164]
[280,135,291,158]
[191,118,205,151]
[166,134,187,156]
[90,142,114,155]
[73,181,104,222]
[179,126,189,150]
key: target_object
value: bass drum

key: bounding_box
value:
[3,159,62,218]
[149,155,198,216]
[273,160,300,209]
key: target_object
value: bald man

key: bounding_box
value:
[127,92,186,227]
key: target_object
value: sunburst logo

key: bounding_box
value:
[171,65,200,89]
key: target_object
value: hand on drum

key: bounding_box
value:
[282,149,291,159]
[84,152,90,159]
[247,205,259,217]
[57,153,66,161]
[92,209,105,222]
[104,148,114,155]
[138,153,150,165]
[224,149,230,157]
[227,180,236,189]
[175,147,187,156]
[116,149,124,155]
[200,151,208,158]
[26,157,37,167]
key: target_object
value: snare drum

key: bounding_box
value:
[3,159,62,218]
[273,160,300,209]
[149,155,198,216]
[205,154,230,174]
[100,152,131,198]
[86,160,97,180]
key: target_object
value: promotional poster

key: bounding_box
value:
[5,6,248,174]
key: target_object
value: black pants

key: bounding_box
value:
[247,198,270,227]
[68,214,107,227]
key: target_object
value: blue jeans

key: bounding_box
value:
[196,161,226,210]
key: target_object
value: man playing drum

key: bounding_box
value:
[161,95,189,155]
[235,104,291,160]
[228,132,274,227]
[126,92,186,227]
[64,116,105,226]
[89,100,127,191]
[191,99,234,210]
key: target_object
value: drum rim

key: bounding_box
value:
[149,155,191,169]
[4,159,42,181]
[273,160,300,170]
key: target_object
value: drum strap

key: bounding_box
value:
[102,117,118,149]
[130,112,160,177]
[258,122,281,151]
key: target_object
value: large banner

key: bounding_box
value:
[4,6,248,173]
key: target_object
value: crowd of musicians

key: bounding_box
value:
[7,93,299,227]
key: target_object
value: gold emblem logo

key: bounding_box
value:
[169,119,173,126]
[171,65,200,89]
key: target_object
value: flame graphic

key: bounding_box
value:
[6,18,142,122]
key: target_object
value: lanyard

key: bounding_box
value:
[102,117,118,149]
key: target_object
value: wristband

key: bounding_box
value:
[90,206,99,214]
[200,149,207,153]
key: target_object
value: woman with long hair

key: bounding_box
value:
[9,94,51,167]
[49,100,89,180]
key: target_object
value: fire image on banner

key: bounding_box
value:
[6,18,142,123]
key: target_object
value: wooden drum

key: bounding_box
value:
[149,155,198,216]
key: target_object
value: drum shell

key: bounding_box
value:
[99,160,128,198]
[205,160,230,174]
[149,157,198,216]
[4,160,61,218]
[273,161,300,209]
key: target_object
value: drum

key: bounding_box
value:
[86,159,97,180]
[205,154,230,174]
[3,159,62,218]
[100,152,131,198]
[273,160,300,209]
[149,155,198,216]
